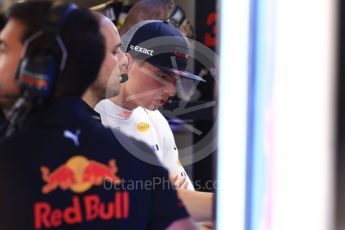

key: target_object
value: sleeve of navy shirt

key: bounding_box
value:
[148,163,190,230]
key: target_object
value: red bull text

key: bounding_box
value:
[34,192,129,229]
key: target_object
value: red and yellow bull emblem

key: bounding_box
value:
[136,122,150,132]
[35,156,128,229]
[174,47,189,59]
[41,156,121,194]
[175,51,189,59]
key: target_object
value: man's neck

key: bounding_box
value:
[110,90,137,111]
[82,90,99,109]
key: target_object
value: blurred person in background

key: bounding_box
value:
[118,0,194,39]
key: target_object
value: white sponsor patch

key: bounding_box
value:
[130,45,154,56]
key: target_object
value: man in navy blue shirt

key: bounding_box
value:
[0,1,195,229]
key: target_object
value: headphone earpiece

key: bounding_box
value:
[18,54,59,98]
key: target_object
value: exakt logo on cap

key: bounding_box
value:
[130,45,154,56]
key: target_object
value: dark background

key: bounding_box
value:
[192,0,216,192]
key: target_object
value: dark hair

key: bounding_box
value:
[7,1,105,97]
[0,12,6,31]
[7,0,52,42]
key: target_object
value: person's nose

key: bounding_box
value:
[119,52,129,74]
[164,79,177,97]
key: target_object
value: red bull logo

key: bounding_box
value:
[41,156,121,194]
[34,191,129,229]
[35,156,127,229]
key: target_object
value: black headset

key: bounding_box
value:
[16,2,78,100]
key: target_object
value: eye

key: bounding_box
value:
[112,47,122,56]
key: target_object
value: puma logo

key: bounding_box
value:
[63,129,81,146]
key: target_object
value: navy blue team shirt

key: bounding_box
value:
[0,97,188,230]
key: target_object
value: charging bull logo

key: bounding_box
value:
[35,156,128,229]
[41,156,121,194]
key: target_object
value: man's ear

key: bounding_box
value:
[125,53,133,71]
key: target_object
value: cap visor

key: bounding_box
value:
[152,64,206,82]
